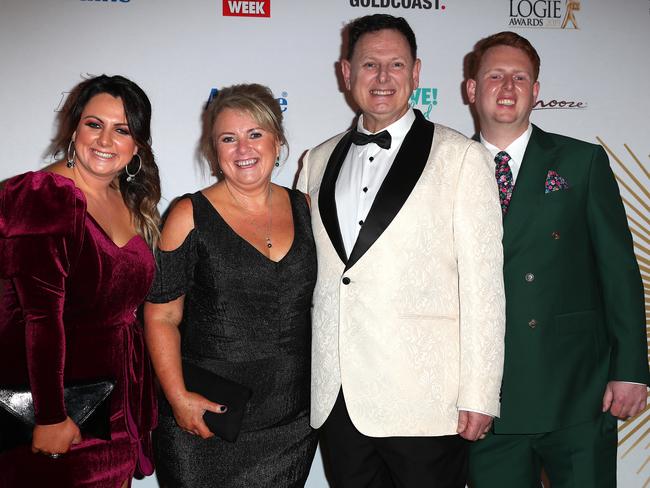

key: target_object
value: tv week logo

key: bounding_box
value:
[223,0,270,17]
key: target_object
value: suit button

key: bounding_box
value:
[551,231,560,240]
[342,277,351,285]
[528,319,538,329]
[525,273,535,282]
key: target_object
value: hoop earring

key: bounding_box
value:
[275,156,280,167]
[125,154,142,183]
[66,140,76,168]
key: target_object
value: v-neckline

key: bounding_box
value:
[43,171,141,250]
[197,189,297,264]
[86,212,140,250]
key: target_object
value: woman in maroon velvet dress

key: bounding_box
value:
[0,75,161,488]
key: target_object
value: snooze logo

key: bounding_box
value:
[532,98,587,110]
[223,0,270,17]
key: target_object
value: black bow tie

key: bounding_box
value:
[351,129,392,150]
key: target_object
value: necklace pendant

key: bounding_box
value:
[266,241,272,248]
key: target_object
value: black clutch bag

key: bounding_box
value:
[182,361,252,442]
[0,380,115,453]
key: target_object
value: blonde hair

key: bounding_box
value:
[200,83,288,176]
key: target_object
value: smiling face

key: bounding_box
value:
[341,28,421,133]
[466,44,539,144]
[214,108,279,191]
[72,92,138,180]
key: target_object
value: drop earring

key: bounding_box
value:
[125,154,142,183]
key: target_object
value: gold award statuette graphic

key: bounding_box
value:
[599,136,650,488]
[561,0,580,29]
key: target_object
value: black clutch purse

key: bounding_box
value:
[0,380,115,453]
[182,361,252,442]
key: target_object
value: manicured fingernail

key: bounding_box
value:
[219,405,228,413]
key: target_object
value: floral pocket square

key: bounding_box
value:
[545,170,570,194]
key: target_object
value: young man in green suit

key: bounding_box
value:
[465,31,649,487]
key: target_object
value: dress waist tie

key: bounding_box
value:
[121,317,157,478]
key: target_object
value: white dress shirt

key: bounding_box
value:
[480,124,532,184]
[335,109,416,257]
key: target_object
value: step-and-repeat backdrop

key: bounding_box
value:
[1,1,648,486]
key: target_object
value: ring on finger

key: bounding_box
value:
[46,453,62,459]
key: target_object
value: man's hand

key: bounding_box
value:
[457,410,493,441]
[602,381,647,419]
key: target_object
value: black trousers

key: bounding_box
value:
[320,390,469,488]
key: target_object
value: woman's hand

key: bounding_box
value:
[169,390,227,439]
[32,416,82,457]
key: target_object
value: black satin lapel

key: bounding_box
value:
[503,126,556,247]
[346,111,435,270]
[318,131,353,264]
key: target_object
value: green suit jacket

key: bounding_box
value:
[494,125,649,434]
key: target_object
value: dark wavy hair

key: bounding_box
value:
[51,75,161,247]
[467,31,541,81]
[345,14,417,60]
[200,83,287,177]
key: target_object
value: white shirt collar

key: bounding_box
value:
[480,124,532,164]
[480,124,533,183]
[357,109,415,145]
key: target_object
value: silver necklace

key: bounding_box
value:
[226,183,273,249]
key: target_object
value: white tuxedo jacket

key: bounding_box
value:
[297,111,505,436]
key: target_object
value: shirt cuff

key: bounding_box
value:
[458,408,493,417]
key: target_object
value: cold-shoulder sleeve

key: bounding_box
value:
[0,171,86,424]
[146,229,198,303]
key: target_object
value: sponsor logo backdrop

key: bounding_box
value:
[1,1,648,486]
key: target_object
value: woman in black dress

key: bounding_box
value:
[144,84,317,487]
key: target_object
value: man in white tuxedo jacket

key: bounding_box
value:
[297,14,505,487]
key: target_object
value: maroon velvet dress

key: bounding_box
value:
[0,172,157,487]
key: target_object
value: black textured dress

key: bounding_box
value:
[147,188,318,487]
